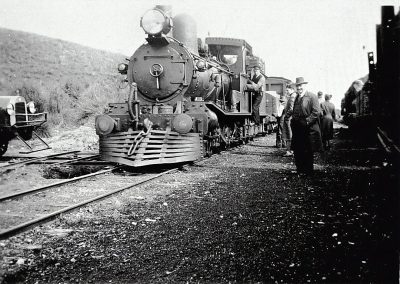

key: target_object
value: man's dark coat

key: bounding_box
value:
[291,91,323,152]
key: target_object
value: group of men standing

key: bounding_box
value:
[274,77,336,175]
[246,67,336,175]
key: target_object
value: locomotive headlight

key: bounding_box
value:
[27,101,36,114]
[6,103,14,115]
[141,9,172,35]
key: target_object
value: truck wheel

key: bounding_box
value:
[0,140,8,157]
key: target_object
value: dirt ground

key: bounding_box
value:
[0,126,398,283]
[0,124,99,194]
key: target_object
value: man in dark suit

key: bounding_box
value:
[290,77,323,175]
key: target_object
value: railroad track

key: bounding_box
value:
[0,167,178,239]
[0,166,121,201]
[0,151,101,171]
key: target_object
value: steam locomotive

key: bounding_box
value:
[95,6,284,167]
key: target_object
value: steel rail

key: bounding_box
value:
[0,168,178,239]
[50,154,100,166]
[0,151,80,170]
[0,166,121,201]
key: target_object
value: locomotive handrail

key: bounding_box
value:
[128,82,139,124]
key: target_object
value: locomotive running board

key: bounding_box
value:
[99,130,203,167]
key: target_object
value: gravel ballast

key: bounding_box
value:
[0,129,398,283]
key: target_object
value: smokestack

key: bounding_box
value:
[172,13,198,55]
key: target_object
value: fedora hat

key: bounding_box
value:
[253,65,261,70]
[295,77,308,85]
[286,81,295,89]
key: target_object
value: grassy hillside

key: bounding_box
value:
[0,28,130,132]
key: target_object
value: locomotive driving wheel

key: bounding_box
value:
[0,140,8,157]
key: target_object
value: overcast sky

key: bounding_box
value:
[0,0,399,107]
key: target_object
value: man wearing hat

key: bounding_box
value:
[290,77,322,174]
[246,65,266,125]
[317,91,324,105]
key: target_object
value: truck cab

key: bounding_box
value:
[0,95,47,156]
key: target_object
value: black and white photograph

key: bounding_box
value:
[0,0,399,282]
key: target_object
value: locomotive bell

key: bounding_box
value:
[172,114,193,134]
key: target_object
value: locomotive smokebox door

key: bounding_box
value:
[129,42,194,102]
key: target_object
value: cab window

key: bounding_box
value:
[218,46,240,66]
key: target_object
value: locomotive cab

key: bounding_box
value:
[0,95,48,156]
[206,38,251,97]
[206,38,268,115]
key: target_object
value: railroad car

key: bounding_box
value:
[342,6,399,144]
[0,94,48,157]
[264,76,292,132]
[341,78,367,126]
[95,5,282,167]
